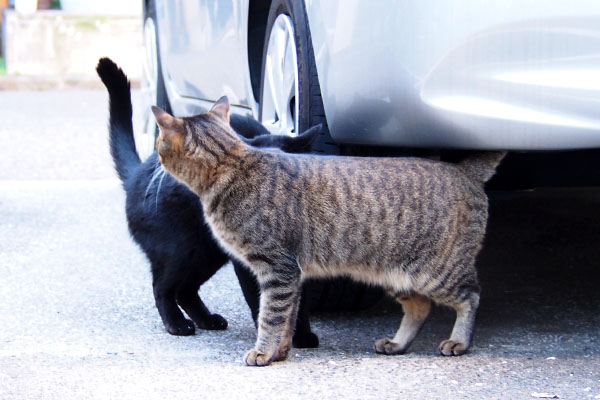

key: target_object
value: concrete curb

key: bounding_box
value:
[2,10,142,85]
[0,75,140,90]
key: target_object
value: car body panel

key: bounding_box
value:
[304,0,600,149]
[153,0,600,150]
[155,0,257,116]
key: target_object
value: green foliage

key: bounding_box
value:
[74,17,107,31]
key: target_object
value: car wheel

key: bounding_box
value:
[139,0,171,160]
[258,0,382,311]
[258,0,336,154]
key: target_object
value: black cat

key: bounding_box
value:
[96,57,319,347]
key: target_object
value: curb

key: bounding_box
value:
[0,75,141,90]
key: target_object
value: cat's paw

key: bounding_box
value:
[243,349,273,367]
[198,313,228,330]
[438,339,468,356]
[374,337,407,355]
[293,331,319,348]
[166,319,195,336]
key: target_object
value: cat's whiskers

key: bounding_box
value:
[144,159,166,207]
[155,168,167,210]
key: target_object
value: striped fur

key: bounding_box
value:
[155,97,506,366]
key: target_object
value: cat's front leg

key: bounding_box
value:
[234,261,319,348]
[272,288,302,361]
[243,263,302,367]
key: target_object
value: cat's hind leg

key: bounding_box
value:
[177,285,228,331]
[429,259,481,356]
[176,259,228,330]
[291,285,319,349]
[375,293,431,355]
[437,291,479,356]
[232,259,260,326]
[152,269,195,336]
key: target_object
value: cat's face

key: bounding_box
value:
[153,96,237,191]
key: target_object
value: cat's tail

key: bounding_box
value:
[458,151,507,183]
[96,57,141,183]
[243,124,321,153]
[230,114,271,139]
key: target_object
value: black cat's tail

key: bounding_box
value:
[244,124,321,153]
[96,57,141,183]
[458,151,507,183]
[230,114,271,139]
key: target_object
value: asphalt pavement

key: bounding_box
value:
[0,90,599,399]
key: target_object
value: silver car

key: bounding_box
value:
[140,0,600,186]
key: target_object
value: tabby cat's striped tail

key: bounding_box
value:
[458,151,507,183]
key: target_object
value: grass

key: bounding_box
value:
[75,17,107,31]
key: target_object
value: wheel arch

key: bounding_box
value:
[142,0,149,17]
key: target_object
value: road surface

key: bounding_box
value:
[0,90,598,399]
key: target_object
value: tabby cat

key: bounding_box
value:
[153,95,506,366]
[96,58,319,347]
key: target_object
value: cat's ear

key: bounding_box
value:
[210,96,230,122]
[152,106,185,153]
[152,106,181,129]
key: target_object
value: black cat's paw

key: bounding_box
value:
[207,313,228,330]
[196,313,228,330]
[293,331,319,348]
[166,319,195,336]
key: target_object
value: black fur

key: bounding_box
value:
[96,57,319,347]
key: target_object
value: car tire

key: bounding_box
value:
[258,0,338,154]
[258,0,383,312]
[140,0,171,160]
